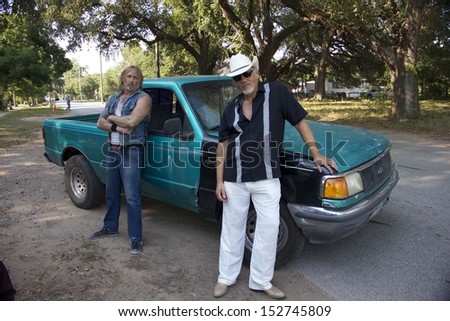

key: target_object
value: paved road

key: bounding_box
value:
[55,100,104,114]
[294,132,450,300]
[55,101,450,300]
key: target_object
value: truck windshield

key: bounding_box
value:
[182,80,239,131]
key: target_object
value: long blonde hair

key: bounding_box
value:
[118,65,144,93]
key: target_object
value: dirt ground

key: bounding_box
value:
[0,129,334,301]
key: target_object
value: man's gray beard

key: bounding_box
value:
[242,85,255,96]
[126,85,138,93]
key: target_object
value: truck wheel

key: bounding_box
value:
[64,154,105,209]
[244,200,305,268]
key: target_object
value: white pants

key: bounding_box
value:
[217,178,281,290]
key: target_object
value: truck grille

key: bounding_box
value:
[360,151,392,193]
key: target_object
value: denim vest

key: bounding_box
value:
[107,89,150,145]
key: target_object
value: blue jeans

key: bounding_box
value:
[102,146,144,242]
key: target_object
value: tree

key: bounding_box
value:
[218,0,309,81]
[80,74,99,100]
[283,0,427,119]
[119,42,157,77]
[0,1,72,106]
[63,60,79,99]
[45,0,447,111]
[52,0,229,75]
[416,3,450,98]
[289,15,387,100]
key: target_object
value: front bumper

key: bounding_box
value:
[287,168,399,244]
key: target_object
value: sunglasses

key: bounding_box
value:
[232,69,254,82]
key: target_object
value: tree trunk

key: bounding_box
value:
[404,67,420,118]
[314,30,332,100]
[387,1,425,120]
[389,62,406,120]
[402,0,425,119]
[314,65,325,100]
[389,56,422,120]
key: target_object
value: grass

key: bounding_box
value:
[302,99,450,137]
[0,105,67,149]
[0,99,449,149]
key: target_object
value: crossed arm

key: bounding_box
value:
[97,95,152,134]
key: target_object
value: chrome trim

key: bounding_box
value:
[287,168,399,243]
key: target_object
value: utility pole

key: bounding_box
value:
[78,62,83,102]
[99,50,104,102]
[155,42,160,78]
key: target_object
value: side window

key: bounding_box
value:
[144,88,186,135]
[182,80,238,131]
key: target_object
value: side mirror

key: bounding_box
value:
[163,118,182,136]
[163,118,194,140]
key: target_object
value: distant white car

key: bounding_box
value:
[361,88,390,99]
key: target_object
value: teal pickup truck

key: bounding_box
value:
[42,75,399,266]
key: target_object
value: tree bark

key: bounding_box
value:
[389,60,406,120]
[402,1,424,119]
[389,1,425,120]
[314,29,332,100]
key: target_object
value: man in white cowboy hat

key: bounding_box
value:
[214,53,337,299]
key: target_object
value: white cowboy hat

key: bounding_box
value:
[226,53,259,77]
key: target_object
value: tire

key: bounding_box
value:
[64,154,105,209]
[243,200,306,268]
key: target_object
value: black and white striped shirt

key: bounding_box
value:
[219,82,307,183]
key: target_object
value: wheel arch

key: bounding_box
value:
[61,146,84,165]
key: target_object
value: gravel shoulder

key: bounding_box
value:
[0,131,334,301]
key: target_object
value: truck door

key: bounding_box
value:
[141,88,201,214]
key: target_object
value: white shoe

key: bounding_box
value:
[214,283,229,298]
[263,286,285,299]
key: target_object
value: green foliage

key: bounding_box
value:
[50,0,228,75]
[0,5,72,104]
[1,0,449,110]
[416,4,450,98]
[102,69,121,99]
[120,43,157,78]
[81,75,100,100]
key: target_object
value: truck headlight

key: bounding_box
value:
[323,172,363,199]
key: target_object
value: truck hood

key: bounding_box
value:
[283,120,390,171]
[207,121,390,172]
